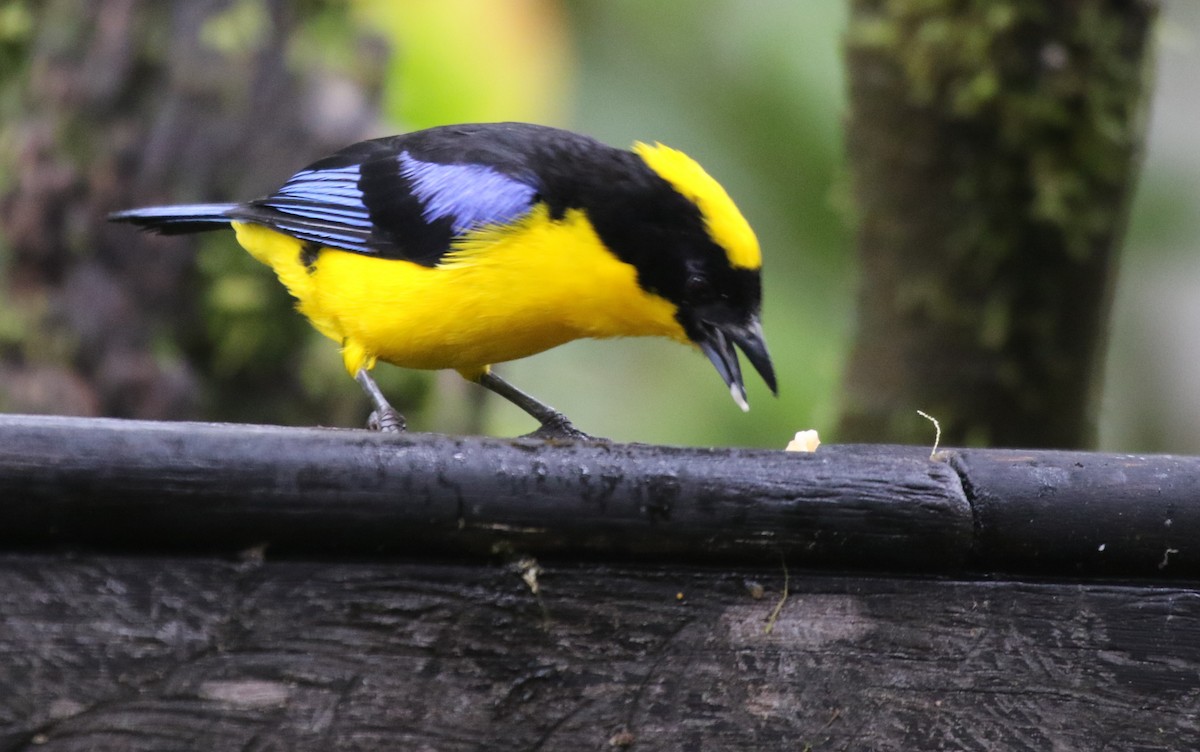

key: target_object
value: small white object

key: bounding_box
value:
[786,430,821,453]
[917,410,941,457]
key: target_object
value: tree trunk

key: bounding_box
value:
[0,0,383,425]
[839,0,1158,448]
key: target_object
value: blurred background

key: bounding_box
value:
[1100,0,1200,453]
[0,0,1197,451]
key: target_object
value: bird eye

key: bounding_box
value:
[686,273,715,302]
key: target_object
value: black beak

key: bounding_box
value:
[696,316,777,411]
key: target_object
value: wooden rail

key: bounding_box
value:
[3,414,1200,750]
[0,414,1196,578]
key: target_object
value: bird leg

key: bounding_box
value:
[475,370,592,440]
[355,369,405,433]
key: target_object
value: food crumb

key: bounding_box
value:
[786,430,820,452]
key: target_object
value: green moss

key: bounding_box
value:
[841,0,1155,446]
[848,0,1151,262]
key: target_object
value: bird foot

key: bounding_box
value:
[523,414,595,441]
[367,408,406,433]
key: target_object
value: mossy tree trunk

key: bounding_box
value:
[838,0,1158,448]
[0,0,383,425]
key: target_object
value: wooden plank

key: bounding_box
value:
[0,415,972,571]
[5,416,1200,747]
[1,554,1197,751]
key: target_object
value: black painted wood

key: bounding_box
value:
[5,415,1200,749]
[2,555,1198,752]
[4,415,1200,579]
[0,415,971,571]
[952,448,1200,577]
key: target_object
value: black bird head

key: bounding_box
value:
[635,142,775,410]
[675,268,776,412]
[580,140,777,410]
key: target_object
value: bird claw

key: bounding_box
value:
[367,408,406,433]
[524,414,595,441]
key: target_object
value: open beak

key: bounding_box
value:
[696,316,777,412]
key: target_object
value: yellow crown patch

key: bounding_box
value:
[633,142,761,270]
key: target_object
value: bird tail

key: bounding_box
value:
[108,203,240,235]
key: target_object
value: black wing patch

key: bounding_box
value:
[242,148,538,266]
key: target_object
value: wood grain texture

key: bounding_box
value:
[5,417,1200,748]
[1,555,1198,752]
[0,415,972,571]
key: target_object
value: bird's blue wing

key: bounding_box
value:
[255,164,377,252]
[398,153,536,235]
[242,143,539,265]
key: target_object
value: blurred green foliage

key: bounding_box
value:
[199,0,272,55]
[0,0,32,194]
[8,1,1189,449]
[248,0,1197,451]
[359,0,573,128]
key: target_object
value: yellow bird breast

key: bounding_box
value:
[231,206,688,377]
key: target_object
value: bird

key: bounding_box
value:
[109,122,776,438]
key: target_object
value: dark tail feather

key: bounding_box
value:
[108,203,240,235]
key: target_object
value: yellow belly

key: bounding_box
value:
[230,206,687,378]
